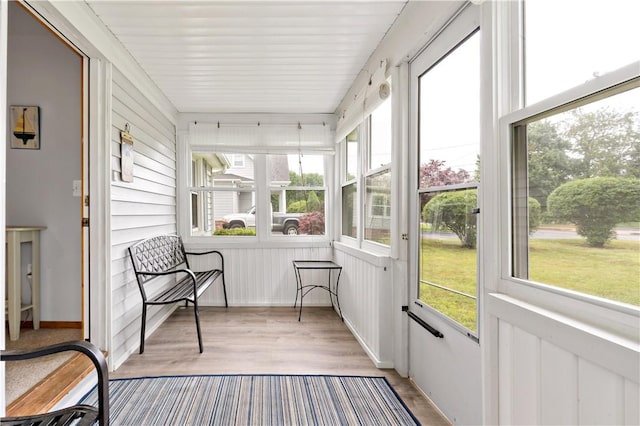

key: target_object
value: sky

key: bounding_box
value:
[418,0,639,178]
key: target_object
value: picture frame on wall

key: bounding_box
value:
[10,105,40,149]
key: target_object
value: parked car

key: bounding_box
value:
[221,206,302,235]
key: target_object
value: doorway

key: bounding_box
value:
[5,2,87,406]
[407,4,482,425]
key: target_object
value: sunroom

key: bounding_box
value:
[1,0,638,424]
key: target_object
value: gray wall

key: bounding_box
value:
[6,3,82,322]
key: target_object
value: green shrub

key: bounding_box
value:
[213,228,256,236]
[528,197,542,235]
[422,189,542,247]
[547,177,640,247]
[423,190,477,248]
[287,200,307,213]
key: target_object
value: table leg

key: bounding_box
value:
[31,231,41,330]
[7,232,21,341]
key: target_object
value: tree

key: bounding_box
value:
[422,190,477,248]
[563,108,640,179]
[527,120,573,211]
[306,190,321,212]
[547,177,640,247]
[287,171,324,207]
[419,159,471,188]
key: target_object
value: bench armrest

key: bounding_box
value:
[184,250,224,271]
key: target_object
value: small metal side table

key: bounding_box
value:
[292,260,343,322]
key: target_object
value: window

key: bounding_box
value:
[189,152,256,237]
[417,30,480,333]
[232,154,245,168]
[341,183,357,239]
[341,128,360,239]
[268,154,326,236]
[511,85,639,306]
[365,170,391,244]
[189,151,329,238]
[340,97,393,247]
[524,0,639,106]
[506,1,639,307]
[369,96,392,169]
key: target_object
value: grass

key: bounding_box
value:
[419,236,640,331]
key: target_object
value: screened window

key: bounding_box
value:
[418,30,480,333]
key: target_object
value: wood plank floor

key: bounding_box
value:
[113,306,451,425]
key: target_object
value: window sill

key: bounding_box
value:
[334,241,391,267]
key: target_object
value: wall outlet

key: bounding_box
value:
[72,180,81,197]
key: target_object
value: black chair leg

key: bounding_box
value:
[194,304,204,353]
[140,304,147,354]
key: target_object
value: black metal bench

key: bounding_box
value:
[1,340,109,426]
[128,234,227,354]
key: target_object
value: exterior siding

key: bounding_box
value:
[110,67,177,369]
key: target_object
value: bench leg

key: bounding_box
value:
[140,304,148,354]
[222,273,228,308]
[193,303,204,353]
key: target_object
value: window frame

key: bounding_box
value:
[339,96,393,253]
[184,147,332,244]
[409,15,482,339]
[498,14,640,323]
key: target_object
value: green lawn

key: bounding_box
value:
[419,237,640,331]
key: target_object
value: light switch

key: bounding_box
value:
[72,180,82,197]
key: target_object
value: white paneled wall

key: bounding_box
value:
[492,294,639,425]
[110,66,177,369]
[334,243,393,367]
[189,246,333,307]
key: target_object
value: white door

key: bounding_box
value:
[407,4,482,424]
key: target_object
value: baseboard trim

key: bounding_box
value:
[17,321,82,330]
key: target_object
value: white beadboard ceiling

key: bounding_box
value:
[85,1,408,114]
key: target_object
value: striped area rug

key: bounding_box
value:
[80,374,420,425]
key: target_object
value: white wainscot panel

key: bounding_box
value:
[492,294,640,425]
[410,313,481,425]
[190,246,333,307]
[334,245,393,368]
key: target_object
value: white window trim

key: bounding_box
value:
[180,135,334,246]
[339,106,394,255]
[498,59,640,335]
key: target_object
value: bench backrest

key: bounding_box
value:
[128,235,188,285]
